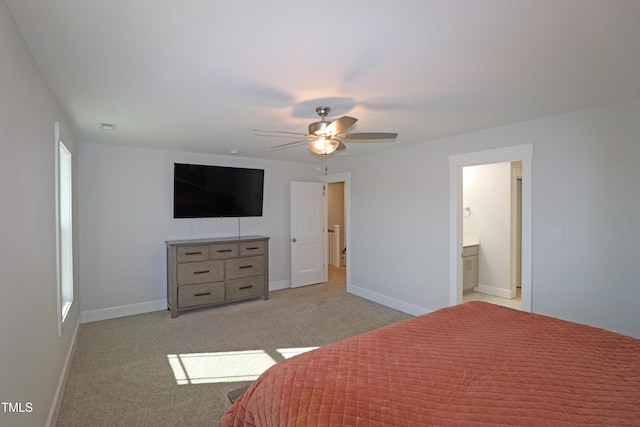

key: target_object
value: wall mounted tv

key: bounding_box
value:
[173,163,264,218]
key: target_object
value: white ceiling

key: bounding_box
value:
[6,0,640,163]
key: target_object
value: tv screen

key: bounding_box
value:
[173,163,264,218]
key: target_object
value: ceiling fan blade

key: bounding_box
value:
[324,116,357,135]
[338,132,398,140]
[256,133,311,140]
[255,129,308,136]
[270,140,309,151]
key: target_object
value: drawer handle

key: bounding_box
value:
[217,249,233,253]
[245,246,260,250]
[193,270,210,275]
[194,292,211,297]
[239,285,253,290]
[238,265,253,269]
[185,251,202,255]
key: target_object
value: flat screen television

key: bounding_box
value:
[173,163,264,218]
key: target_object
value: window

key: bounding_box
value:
[56,122,73,333]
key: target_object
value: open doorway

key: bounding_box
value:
[449,145,532,312]
[460,161,522,310]
[327,181,346,290]
[324,172,351,291]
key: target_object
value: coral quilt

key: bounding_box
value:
[219,301,640,426]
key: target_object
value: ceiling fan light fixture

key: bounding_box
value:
[262,105,397,157]
[308,137,339,155]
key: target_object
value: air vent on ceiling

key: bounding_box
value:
[99,123,117,131]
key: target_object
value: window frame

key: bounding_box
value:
[55,122,73,336]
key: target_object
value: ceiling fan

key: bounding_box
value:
[255,106,398,156]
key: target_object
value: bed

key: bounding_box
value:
[218,301,640,426]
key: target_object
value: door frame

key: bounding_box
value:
[323,171,351,288]
[449,144,533,312]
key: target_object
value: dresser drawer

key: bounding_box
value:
[226,275,265,300]
[210,242,239,259]
[177,260,224,285]
[239,240,266,256]
[176,245,209,263]
[178,282,225,308]
[225,255,265,279]
[166,236,269,317]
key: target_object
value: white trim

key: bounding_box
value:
[473,284,513,299]
[81,299,167,323]
[269,279,291,291]
[449,164,463,308]
[55,122,75,336]
[45,315,80,427]
[55,122,62,337]
[347,284,430,317]
[81,278,292,323]
[59,141,74,320]
[448,144,533,167]
[449,144,533,312]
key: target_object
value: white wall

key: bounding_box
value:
[346,141,453,315]
[0,2,80,426]
[78,142,320,321]
[345,99,640,338]
[463,162,512,296]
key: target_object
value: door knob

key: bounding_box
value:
[291,238,297,242]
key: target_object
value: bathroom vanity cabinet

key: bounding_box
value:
[462,244,479,291]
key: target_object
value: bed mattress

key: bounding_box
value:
[219,301,640,426]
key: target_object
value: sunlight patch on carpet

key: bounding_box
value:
[167,347,321,385]
[167,350,277,385]
[277,347,318,359]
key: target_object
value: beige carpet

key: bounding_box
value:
[56,267,411,426]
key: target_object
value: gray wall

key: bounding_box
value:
[344,99,640,338]
[0,2,80,426]
[4,0,639,423]
[78,143,321,320]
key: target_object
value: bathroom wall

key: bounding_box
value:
[463,162,512,297]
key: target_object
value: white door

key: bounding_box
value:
[290,181,327,287]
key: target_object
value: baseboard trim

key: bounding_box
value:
[46,314,80,427]
[82,280,292,323]
[269,279,290,292]
[473,284,513,299]
[81,299,167,323]
[347,284,431,317]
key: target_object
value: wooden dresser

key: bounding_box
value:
[166,235,269,317]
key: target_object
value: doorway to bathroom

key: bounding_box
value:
[461,161,522,310]
[449,144,532,312]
